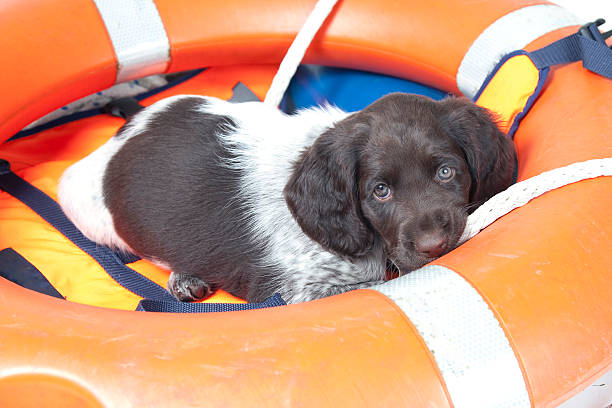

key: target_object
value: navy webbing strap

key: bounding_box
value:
[136,293,286,312]
[0,159,176,302]
[0,248,64,299]
[530,18,612,79]
[102,82,261,121]
[10,69,206,142]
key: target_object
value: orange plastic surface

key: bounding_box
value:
[0,280,451,407]
[0,0,550,141]
[0,0,116,144]
[156,0,548,89]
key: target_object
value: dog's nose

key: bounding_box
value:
[415,232,447,258]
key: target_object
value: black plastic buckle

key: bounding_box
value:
[579,18,612,49]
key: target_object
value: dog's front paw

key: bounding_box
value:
[167,272,212,302]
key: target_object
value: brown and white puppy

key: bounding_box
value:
[58,93,516,304]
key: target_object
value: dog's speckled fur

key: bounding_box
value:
[58,93,516,303]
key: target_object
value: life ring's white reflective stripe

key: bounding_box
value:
[457,4,582,98]
[92,0,170,83]
[372,265,531,408]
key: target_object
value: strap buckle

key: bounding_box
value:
[579,18,612,49]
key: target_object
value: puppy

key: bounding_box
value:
[58,93,516,304]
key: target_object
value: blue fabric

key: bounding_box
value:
[282,66,447,113]
[136,293,286,312]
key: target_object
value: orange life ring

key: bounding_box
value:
[0,1,610,407]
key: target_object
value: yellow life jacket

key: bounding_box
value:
[0,65,279,311]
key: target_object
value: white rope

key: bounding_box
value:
[264,0,339,107]
[459,158,612,244]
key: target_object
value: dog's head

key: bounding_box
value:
[284,93,517,273]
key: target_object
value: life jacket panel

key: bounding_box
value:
[0,65,280,310]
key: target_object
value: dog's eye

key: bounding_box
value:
[436,165,456,183]
[373,183,392,200]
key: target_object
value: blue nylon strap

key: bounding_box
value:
[9,68,206,142]
[0,159,175,302]
[0,248,65,300]
[529,30,612,79]
[136,293,286,312]
[104,82,260,123]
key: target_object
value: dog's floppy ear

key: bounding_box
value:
[439,97,517,204]
[284,116,374,258]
